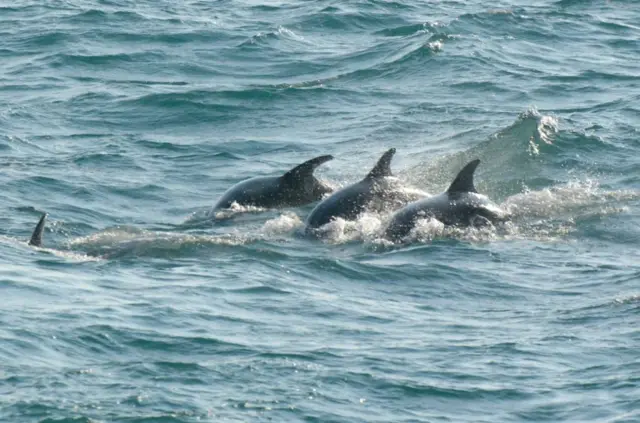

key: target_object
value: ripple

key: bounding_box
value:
[49,51,167,68]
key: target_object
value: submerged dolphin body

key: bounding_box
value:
[305,148,406,233]
[208,154,334,218]
[383,159,509,241]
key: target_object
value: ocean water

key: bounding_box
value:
[1,0,639,421]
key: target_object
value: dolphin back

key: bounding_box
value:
[366,148,396,179]
[306,149,397,230]
[384,159,507,241]
[447,159,480,194]
[29,213,47,247]
[282,154,334,183]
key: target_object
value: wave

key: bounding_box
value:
[227,12,450,84]
[375,22,443,37]
[278,37,446,87]
[6,31,74,49]
[96,90,256,129]
[238,25,310,49]
[49,51,167,68]
[543,70,640,83]
[614,294,640,306]
[399,108,559,196]
[452,8,562,42]
[297,10,395,31]
[62,9,146,24]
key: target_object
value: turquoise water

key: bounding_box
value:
[2,1,639,421]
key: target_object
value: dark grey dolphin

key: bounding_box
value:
[384,159,509,241]
[305,148,399,232]
[208,154,334,218]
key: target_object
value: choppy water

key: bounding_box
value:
[2,1,639,422]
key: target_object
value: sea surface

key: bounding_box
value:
[1,1,639,422]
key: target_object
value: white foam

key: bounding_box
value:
[406,217,447,243]
[0,235,102,262]
[538,114,558,144]
[309,213,378,245]
[33,246,102,262]
[503,179,635,219]
[526,112,558,156]
[614,294,640,305]
[213,202,269,220]
[276,25,306,43]
[427,40,443,52]
[261,212,304,235]
[69,226,146,248]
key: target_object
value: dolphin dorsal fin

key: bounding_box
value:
[447,159,480,194]
[366,148,396,179]
[29,213,47,247]
[283,154,334,184]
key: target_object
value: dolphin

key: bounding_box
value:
[383,159,509,241]
[305,148,403,232]
[208,154,334,218]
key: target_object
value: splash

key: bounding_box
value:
[527,110,559,156]
[261,212,304,236]
[503,179,635,219]
[181,202,270,226]
[426,40,443,52]
[211,202,270,220]
[369,177,430,212]
[614,294,640,305]
[310,212,385,245]
[538,114,559,145]
[405,217,447,243]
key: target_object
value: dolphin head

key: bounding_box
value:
[457,192,510,228]
[473,197,510,226]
